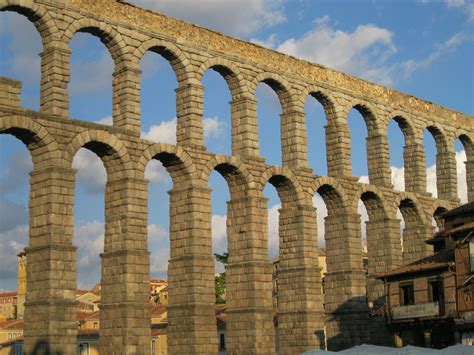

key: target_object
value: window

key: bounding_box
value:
[428,278,443,303]
[14,344,22,355]
[399,282,414,306]
[151,340,156,355]
[219,333,226,351]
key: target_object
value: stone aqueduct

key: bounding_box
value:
[0,0,473,354]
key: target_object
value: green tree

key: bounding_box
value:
[214,253,228,304]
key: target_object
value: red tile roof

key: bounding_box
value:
[0,319,23,330]
[0,292,17,298]
[377,248,455,279]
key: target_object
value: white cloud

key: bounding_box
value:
[312,195,328,248]
[212,214,227,255]
[254,16,468,86]
[271,17,397,85]
[203,117,225,139]
[148,223,168,240]
[73,220,104,289]
[456,150,468,203]
[267,204,281,259]
[142,118,177,144]
[96,116,113,126]
[0,225,28,290]
[145,160,171,185]
[399,33,467,79]
[72,148,107,194]
[150,247,170,276]
[129,0,286,37]
[391,166,405,192]
[141,117,225,144]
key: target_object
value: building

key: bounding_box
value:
[378,202,474,348]
[0,294,17,321]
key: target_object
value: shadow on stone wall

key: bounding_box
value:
[28,341,63,355]
[326,295,392,351]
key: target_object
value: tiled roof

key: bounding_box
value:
[376,248,455,279]
[0,292,17,298]
[442,202,474,219]
[151,304,167,317]
[436,222,474,238]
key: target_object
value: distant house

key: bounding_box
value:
[377,202,474,348]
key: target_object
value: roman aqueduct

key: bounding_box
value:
[0,0,473,354]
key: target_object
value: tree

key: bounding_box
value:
[214,252,228,304]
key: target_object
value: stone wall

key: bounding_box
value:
[0,0,473,354]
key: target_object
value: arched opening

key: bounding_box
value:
[145,157,172,308]
[305,93,328,175]
[69,32,114,122]
[209,171,230,304]
[423,128,438,197]
[256,81,284,166]
[387,117,408,191]
[399,199,432,264]
[433,207,448,232]
[140,49,178,144]
[0,134,31,321]
[0,11,41,110]
[72,148,106,294]
[202,68,232,156]
[347,106,370,181]
[455,136,469,203]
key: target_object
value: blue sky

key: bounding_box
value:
[0,0,472,290]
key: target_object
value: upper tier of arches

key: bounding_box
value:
[0,1,472,203]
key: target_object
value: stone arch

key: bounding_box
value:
[133,38,192,85]
[139,142,195,185]
[196,57,248,99]
[353,185,388,221]
[0,115,61,168]
[251,72,295,114]
[64,18,129,67]
[0,1,58,46]
[455,132,473,161]
[424,123,449,152]
[385,111,415,138]
[309,176,349,206]
[199,155,255,198]
[258,166,306,205]
[300,85,338,123]
[65,130,132,180]
[430,201,451,230]
[344,99,380,134]
[393,192,427,225]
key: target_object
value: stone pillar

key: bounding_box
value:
[402,222,434,265]
[176,83,205,149]
[112,64,142,134]
[280,109,308,169]
[367,133,392,187]
[324,212,369,351]
[436,150,458,201]
[24,166,77,354]
[100,177,150,354]
[0,77,21,107]
[226,196,275,355]
[230,96,259,157]
[277,205,325,354]
[366,217,402,346]
[366,217,402,306]
[325,121,352,178]
[40,43,70,116]
[404,140,427,193]
[167,185,218,354]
